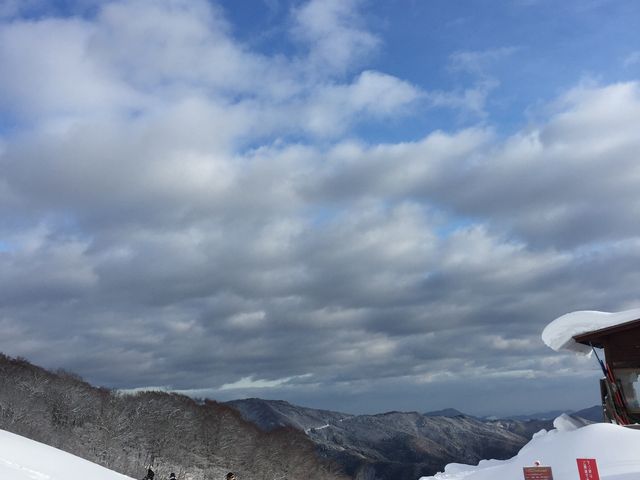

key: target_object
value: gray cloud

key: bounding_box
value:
[0,0,637,416]
[311,82,640,249]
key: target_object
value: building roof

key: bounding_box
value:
[573,318,640,349]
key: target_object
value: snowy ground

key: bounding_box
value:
[420,414,640,480]
[0,428,134,480]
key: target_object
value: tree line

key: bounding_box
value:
[0,353,349,480]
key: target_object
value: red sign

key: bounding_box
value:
[523,466,553,480]
[577,458,600,480]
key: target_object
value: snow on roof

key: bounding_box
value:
[420,414,640,480]
[541,308,640,354]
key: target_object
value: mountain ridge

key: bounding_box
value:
[227,398,594,479]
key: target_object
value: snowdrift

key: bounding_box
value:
[0,428,134,480]
[419,414,640,480]
[542,307,640,354]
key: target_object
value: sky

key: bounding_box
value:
[1,0,640,417]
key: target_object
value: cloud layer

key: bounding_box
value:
[1,0,639,415]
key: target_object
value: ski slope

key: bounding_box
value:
[419,414,640,480]
[0,428,134,480]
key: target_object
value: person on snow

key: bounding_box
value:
[169,474,176,480]
[226,473,237,480]
[143,467,155,480]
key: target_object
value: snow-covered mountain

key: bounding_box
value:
[226,398,353,432]
[0,428,133,480]
[227,398,558,479]
[420,414,640,480]
[423,408,467,418]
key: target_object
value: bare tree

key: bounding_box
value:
[0,354,349,480]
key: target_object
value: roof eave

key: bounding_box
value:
[573,317,640,347]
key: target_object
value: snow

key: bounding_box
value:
[541,308,640,354]
[305,424,331,433]
[419,414,640,480]
[0,428,134,480]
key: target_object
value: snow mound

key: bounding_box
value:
[542,308,640,354]
[552,412,585,432]
[419,419,640,480]
[0,428,134,480]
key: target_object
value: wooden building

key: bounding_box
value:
[573,318,640,425]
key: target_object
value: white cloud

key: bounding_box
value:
[448,47,519,76]
[348,70,423,115]
[291,0,379,75]
[304,70,423,136]
[0,18,142,122]
[476,82,640,247]
[219,374,309,390]
[426,78,499,117]
[91,0,272,94]
[428,47,517,117]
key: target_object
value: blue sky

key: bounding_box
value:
[1,0,640,416]
[220,0,640,139]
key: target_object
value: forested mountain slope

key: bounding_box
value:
[0,354,346,480]
[228,398,556,480]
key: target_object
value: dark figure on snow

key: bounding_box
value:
[226,473,237,480]
[143,467,155,480]
[169,474,176,480]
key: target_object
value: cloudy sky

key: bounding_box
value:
[1,0,640,416]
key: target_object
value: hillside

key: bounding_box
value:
[227,398,557,479]
[0,354,346,480]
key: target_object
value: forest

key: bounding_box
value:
[0,354,347,480]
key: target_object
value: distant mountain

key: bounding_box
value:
[499,407,602,423]
[423,408,467,417]
[227,398,554,480]
[226,398,353,432]
[501,409,569,421]
[573,405,604,423]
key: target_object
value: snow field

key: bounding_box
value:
[0,428,134,480]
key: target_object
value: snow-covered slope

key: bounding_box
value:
[419,414,640,480]
[0,428,134,480]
